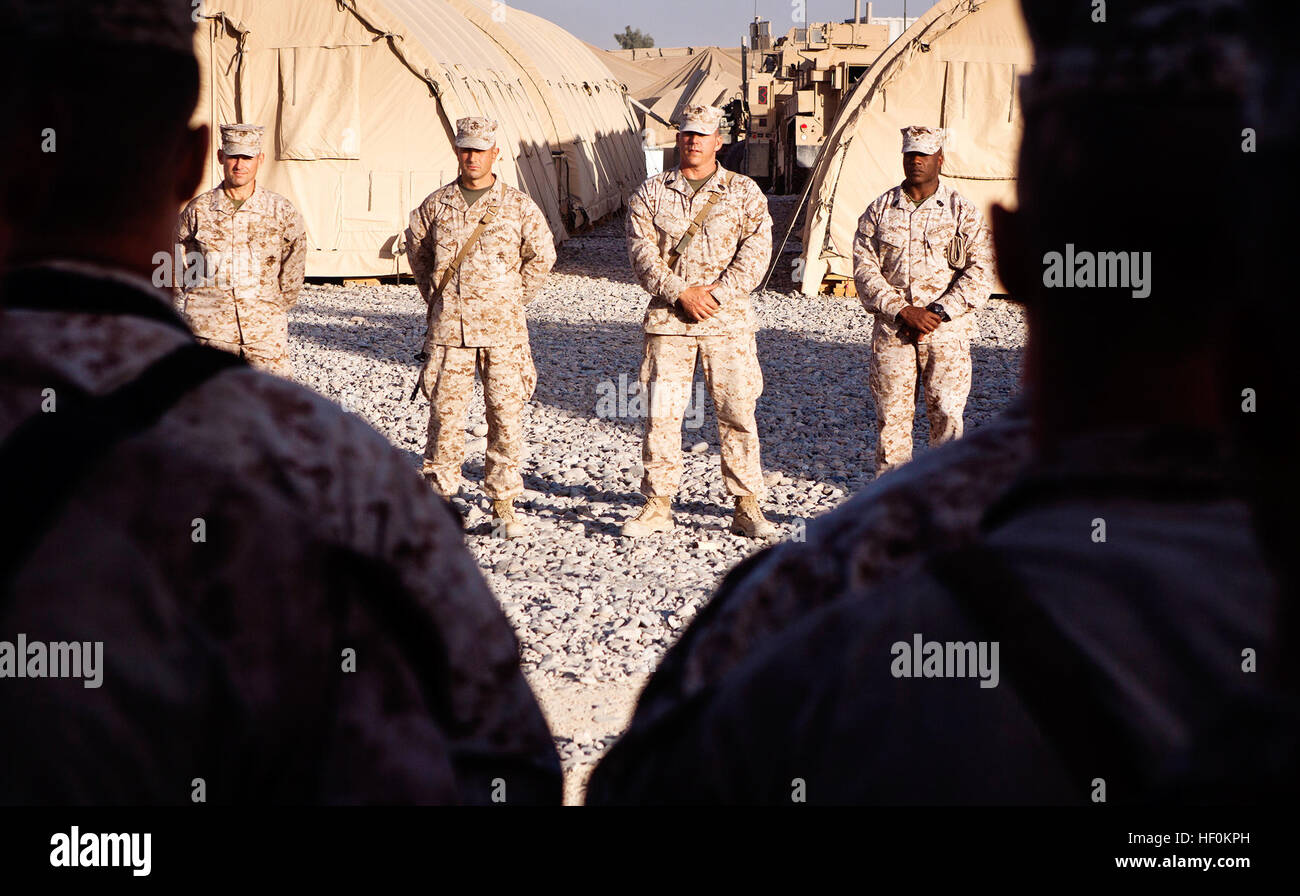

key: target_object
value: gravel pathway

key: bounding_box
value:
[288,197,1027,803]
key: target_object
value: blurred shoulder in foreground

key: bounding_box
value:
[0,0,559,805]
[588,0,1298,805]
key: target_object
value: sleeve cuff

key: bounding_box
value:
[879,292,908,320]
[936,292,968,320]
[661,275,688,304]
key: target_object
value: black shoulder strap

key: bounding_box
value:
[0,344,245,593]
[1,267,192,334]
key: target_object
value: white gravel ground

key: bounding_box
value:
[288,197,1027,803]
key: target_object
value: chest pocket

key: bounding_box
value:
[480,214,519,263]
[923,211,957,252]
[923,210,969,269]
[652,205,688,246]
[698,198,739,243]
[187,221,237,287]
[875,211,909,252]
[433,211,461,261]
[191,221,227,256]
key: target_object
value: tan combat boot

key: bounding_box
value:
[731,496,777,538]
[492,499,530,539]
[621,496,674,537]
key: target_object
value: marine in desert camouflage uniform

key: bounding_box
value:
[0,0,559,804]
[405,116,555,538]
[587,0,1289,806]
[174,124,307,378]
[623,103,775,539]
[854,126,995,474]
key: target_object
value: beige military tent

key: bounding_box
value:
[594,46,744,147]
[193,0,645,277]
[797,0,1033,294]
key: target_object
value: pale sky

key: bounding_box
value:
[509,0,940,51]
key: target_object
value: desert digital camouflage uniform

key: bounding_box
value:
[854,128,995,473]
[174,161,307,377]
[626,160,772,500]
[405,143,555,502]
[0,263,561,804]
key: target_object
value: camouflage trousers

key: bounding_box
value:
[639,333,765,498]
[197,335,291,378]
[421,342,536,500]
[868,332,972,474]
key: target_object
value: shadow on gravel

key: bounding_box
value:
[451,463,814,538]
[525,318,1023,491]
[291,307,425,366]
[552,246,641,286]
[294,311,1024,495]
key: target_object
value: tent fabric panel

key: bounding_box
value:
[939,61,1023,180]
[595,46,744,105]
[277,46,364,161]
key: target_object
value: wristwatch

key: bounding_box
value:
[926,302,951,322]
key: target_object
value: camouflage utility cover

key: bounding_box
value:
[900,125,947,154]
[220,124,265,157]
[678,104,726,135]
[455,116,499,150]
